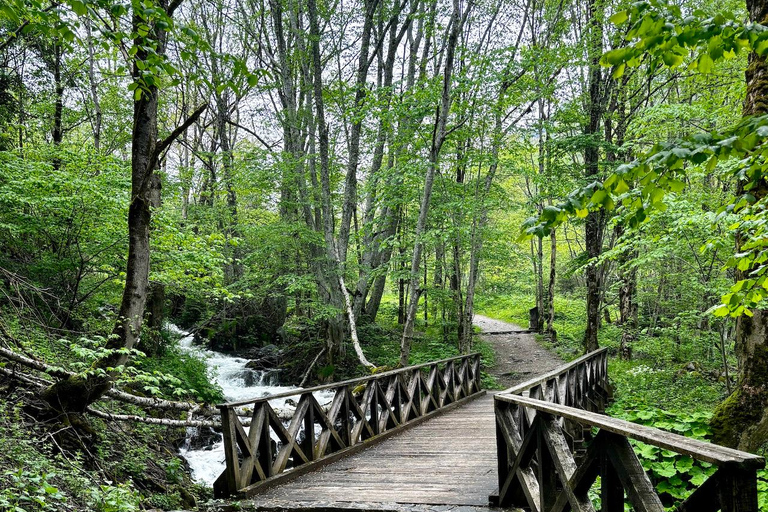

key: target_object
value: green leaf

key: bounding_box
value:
[698,53,714,73]
[609,10,628,25]
[70,0,88,16]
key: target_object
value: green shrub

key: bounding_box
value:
[134,344,224,403]
[0,468,66,512]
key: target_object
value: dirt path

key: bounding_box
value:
[473,314,563,390]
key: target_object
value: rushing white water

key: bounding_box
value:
[169,325,330,486]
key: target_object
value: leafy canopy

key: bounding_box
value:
[522,1,768,317]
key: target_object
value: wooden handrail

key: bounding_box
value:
[498,394,764,470]
[499,347,608,395]
[492,349,765,512]
[214,352,484,499]
[221,352,481,407]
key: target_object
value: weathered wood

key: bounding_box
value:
[493,349,763,512]
[219,406,241,495]
[498,395,764,469]
[215,352,484,498]
[501,348,608,396]
[246,394,497,507]
[222,353,481,408]
[718,467,759,512]
[605,433,664,512]
[675,469,722,512]
[540,415,595,512]
[236,391,489,502]
[600,439,623,512]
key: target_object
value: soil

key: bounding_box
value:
[473,314,563,390]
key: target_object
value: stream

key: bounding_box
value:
[169,325,321,486]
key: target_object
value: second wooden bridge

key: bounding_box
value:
[211,349,764,511]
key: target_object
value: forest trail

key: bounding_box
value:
[473,314,563,390]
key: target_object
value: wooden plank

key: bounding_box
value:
[218,406,241,496]
[235,391,488,499]
[498,394,765,469]
[550,430,602,512]
[605,433,664,512]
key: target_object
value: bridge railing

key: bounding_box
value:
[214,352,483,498]
[493,349,764,512]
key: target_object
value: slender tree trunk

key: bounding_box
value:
[546,224,556,338]
[582,0,605,353]
[337,0,376,265]
[86,19,102,150]
[52,41,63,148]
[400,0,467,366]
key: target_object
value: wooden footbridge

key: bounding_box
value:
[212,350,765,511]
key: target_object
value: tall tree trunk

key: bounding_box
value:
[52,41,63,148]
[711,0,768,451]
[617,246,637,360]
[400,0,467,366]
[86,19,102,150]
[582,0,605,353]
[41,1,202,413]
[337,0,376,265]
[546,224,557,338]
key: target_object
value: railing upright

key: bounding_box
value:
[214,352,484,498]
[492,349,764,512]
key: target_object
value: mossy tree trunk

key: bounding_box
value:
[711,0,768,451]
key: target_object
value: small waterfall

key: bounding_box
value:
[170,324,331,486]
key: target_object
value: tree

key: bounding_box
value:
[399,0,468,366]
[41,0,206,413]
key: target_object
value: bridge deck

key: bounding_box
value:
[241,394,498,511]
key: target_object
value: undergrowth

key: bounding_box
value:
[476,292,767,510]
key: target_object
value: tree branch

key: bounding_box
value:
[152,102,208,164]
[0,2,60,53]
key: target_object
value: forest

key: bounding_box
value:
[2,0,768,508]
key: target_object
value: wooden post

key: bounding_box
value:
[370,380,380,435]
[302,394,316,460]
[718,468,758,512]
[341,386,351,447]
[601,443,623,512]
[258,404,274,477]
[219,405,241,497]
[537,416,558,512]
[495,402,512,507]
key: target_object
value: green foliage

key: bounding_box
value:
[608,404,721,508]
[0,397,180,512]
[0,149,128,324]
[0,468,65,512]
[602,1,753,77]
[90,482,141,512]
[134,343,224,403]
